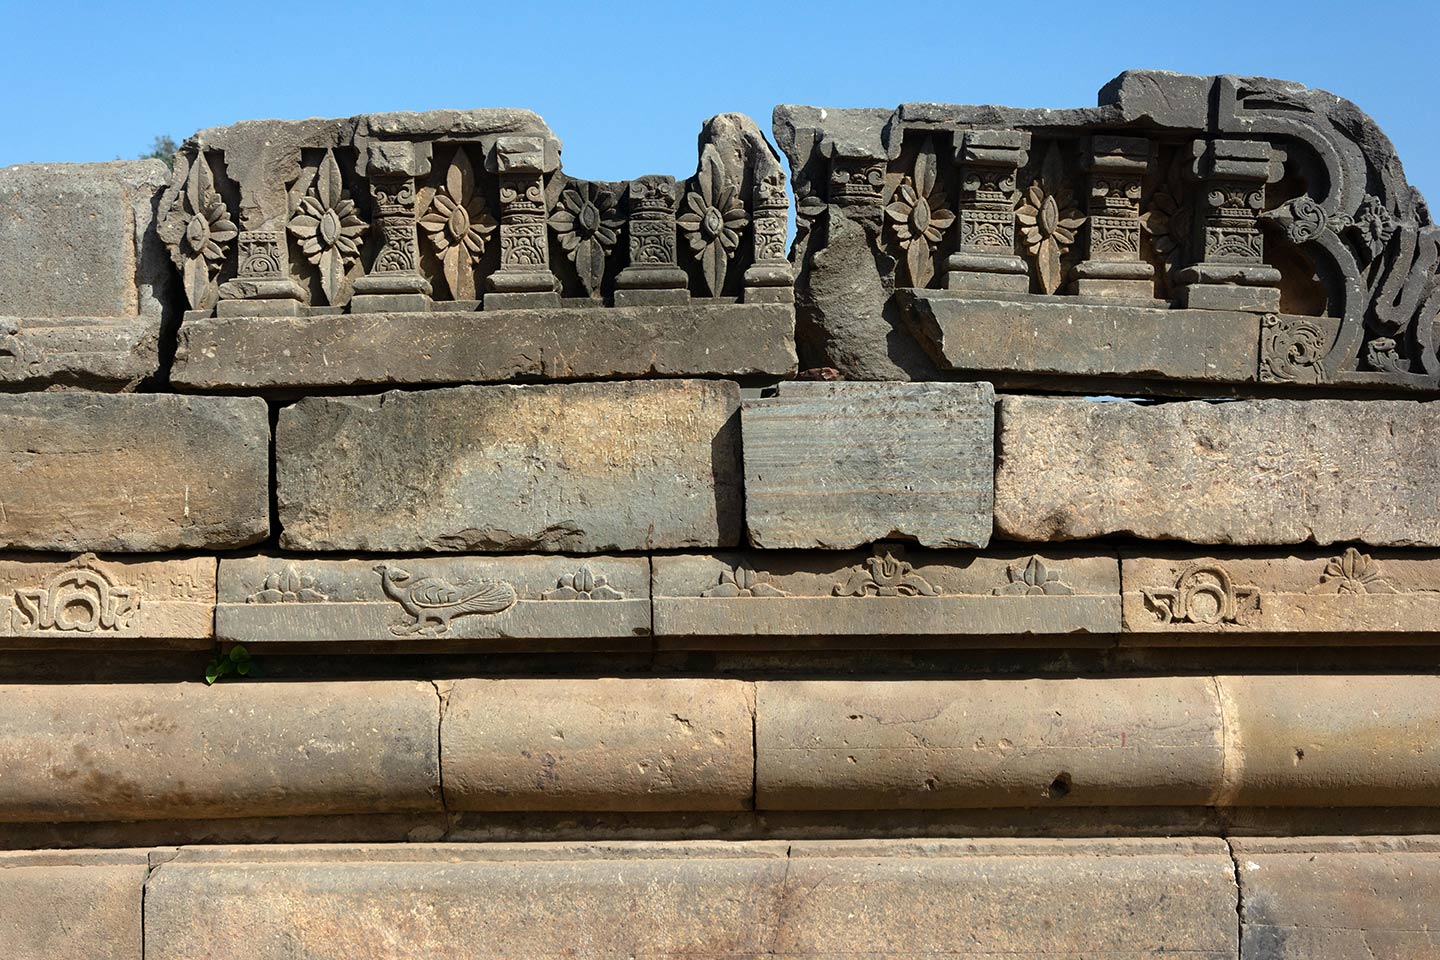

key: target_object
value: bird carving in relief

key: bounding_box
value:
[373,564,517,637]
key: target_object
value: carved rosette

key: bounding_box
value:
[418,151,497,301]
[288,148,368,307]
[677,144,749,297]
[159,151,237,312]
[884,137,955,288]
[1016,142,1086,295]
[548,182,623,297]
[1309,548,1398,596]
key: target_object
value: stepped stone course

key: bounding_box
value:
[0,851,146,960]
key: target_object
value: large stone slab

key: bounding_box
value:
[1232,837,1440,959]
[0,393,269,552]
[442,679,753,811]
[756,678,1223,809]
[0,681,440,821]
[172,303,795,389]
[0,553,214,650]
[995,397,1440,546]
[0,161,172,388]
[0,850,146,960]
[143,839,1236,959]
[277,379,741,552]
[653,547,1119,646]
[742,381,994,549]
[218,554,648,649]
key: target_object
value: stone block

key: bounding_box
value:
[0,553,214,649]
[142,839,1236,959]
[1122,548,1440,641]
[0,393,270,552]
[1217,675,1440,806]
[995,397,1440,546]
[0,850,146,960]
[172,302,795,389]
[218,554,649,649]
[742,381,994,549]
[1232,837,1440,959]
[755,678,1222,809]
[0,681,441,821]
[0,161,172,388]
[276,379,741,553]
[652,547,1119,646]
[442,679,753,811]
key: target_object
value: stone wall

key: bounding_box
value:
[2,71,1439,958]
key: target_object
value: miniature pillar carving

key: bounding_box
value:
[744,169,794,303]
[1069,135,1154,299]
[614,175,689,306]
[351,140,433,313]
[823,139,887,209]
[1176,138,1281,313]
[485,136,560,309]
[217,229,306,317]
[946,130,1030,293]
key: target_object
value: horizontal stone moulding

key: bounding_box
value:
[0,553,215,650]
[170,301,796,390]
[995,395,1440,546]
[218,554,650,648]
[652,547,1120,645]
[0,392,271,553]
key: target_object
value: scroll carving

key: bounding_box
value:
[1142,564,1258,626]
[11,554,139,633]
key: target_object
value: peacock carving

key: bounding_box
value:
[373,564,517,638]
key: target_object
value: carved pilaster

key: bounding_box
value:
[351,139,433,313]
[823,139,886,209]
[217,229,306,316]
[614,175,689,306]
[945,130,1030,293]
[744,169,794,304]
[1070,135,1154,299]
[485,136,560,309]
[1176,139,1281,313]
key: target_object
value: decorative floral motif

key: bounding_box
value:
[677,144,749,297]
[1259,313,1329,384]
[833,551,939,598]
[1016,142,1086,294]
[1139,154,1193,282]
[702,564,788,598]
[1143,563,1258,626]
[542,564,624,601]
[288,149,368,307]
[993,556,1075,597]
[1280,195,1330,244]
[884,137,955,288]
[1310,547,1398,595]
[418,151,497,300]
[247,566,328,604]
[1347,195,1398,261]
[159,152,237,311]
[549,182,623,297]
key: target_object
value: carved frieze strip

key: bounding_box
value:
[0,314,163,389]
[652,549,1121,644]
[1121,549,1440,639]
[0,553,215,648]
[216,555,650,647]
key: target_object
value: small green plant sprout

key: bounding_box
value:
[204,644,257,685]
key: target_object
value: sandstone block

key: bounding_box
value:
[756,678,1222,809]
[276,379,741,552]
[442,679,753,811]
[653,547,1120,645]
[0,393,269,552]
[0,553,214,649]
[0,681,440,821]
[0,851,146,960]
[218,554,649,648]
[995,397,1440,545]
[0,161,172,388]
[742,381,994,549]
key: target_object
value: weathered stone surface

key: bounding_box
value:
[1123,548,1440,640]
[995,397,1440,546]
[173,303,795,388]
[0,161,172,388]
[442,679,753,811]
[0,553,214,649]
[653,547,1119,644]
[0,393,269,552]
[756,678,1223,809]
[1217,675,1440,807]
[1232,837,1440,959]
[276,379,741,552]
[144,839,1236,959]
[0,681,440,821]
[218,554,649,647]
[0,851,146,960]
[743,381,994,549]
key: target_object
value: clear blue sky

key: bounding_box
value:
[1,0,1436,205]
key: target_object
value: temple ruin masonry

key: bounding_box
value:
[1,70,1439,958]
